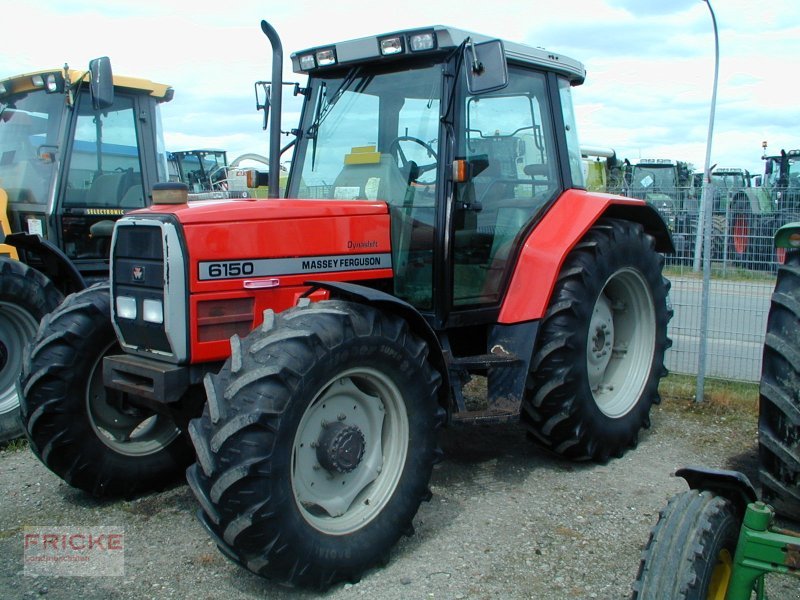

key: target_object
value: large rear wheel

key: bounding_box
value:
[187,300,441,589]
[522,218,672,461]
[0,259,63,442]
[631,489,740,599]
[19,283,192,496]
[758,248,800,518]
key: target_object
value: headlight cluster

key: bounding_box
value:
[295,30,437,72]
[116,296,164,324]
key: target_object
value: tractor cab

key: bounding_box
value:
[282,26,586,321]
[0,60,172,283]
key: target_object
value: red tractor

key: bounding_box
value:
[20,22,673,588]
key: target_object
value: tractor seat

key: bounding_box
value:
[86,172,127,207]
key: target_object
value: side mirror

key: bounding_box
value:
[89,57,114,110]
[255,81,271,131]
[465,40,508,94]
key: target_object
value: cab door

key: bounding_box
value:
[57,90,150,272]
[450,66,561,310]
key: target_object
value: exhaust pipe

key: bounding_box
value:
[260,20,283,199]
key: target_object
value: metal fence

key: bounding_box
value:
[636,185,798,382]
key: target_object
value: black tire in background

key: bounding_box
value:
[758,248,800,518]
[187,300,441,589]
[19,283,192,496]
[631,489,741,599]
[0,258,63,443]
[522,218,672,462]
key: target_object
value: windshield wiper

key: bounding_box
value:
[307,66,361,170]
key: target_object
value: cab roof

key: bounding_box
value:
[0,68,173,102]
[291,24,586,85]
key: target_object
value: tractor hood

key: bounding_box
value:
[137,197,389,225]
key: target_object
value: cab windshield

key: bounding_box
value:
[631,165,677,192]
[710,172,746,190]
[293,62,442,202]
[0,90,63,205]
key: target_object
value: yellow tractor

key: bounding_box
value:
[0,59,173,441]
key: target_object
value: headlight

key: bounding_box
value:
[316,48,337,67]
[409,32,436,52]
[116,296,137,320]
[380,36,404,55]
[142,299,164,324]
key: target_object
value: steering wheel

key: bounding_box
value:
[388,136,438,184]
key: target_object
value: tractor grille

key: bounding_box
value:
[111,221,178,358]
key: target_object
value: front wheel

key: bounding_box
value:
[0,259,63,442]
[522,218,672,462]
[631,490,741,599]
[19,283,192,496]
[187,300,441,589]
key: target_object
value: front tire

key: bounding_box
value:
[187,300,441,589]
[19,283,192,496]
[0,259,63,442]
[522,218,672,462]
[759,249,800,518]
[631,490,740,599]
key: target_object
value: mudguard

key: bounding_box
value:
[4,232,86,293]
[676,466,758,518]
[306,280,450,410]
[499,190,673,324]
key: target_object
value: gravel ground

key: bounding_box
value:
[1,398,798,600]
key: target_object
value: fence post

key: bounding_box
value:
[695,0,720,403]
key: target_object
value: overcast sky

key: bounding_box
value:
[2,0,798,176]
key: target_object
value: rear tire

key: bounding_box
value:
[187,300,441,589]
[0,259,63,442]
[631,489,740,599]
[19,283,192,496]
[522,218,672,462]
[758,249,800,518]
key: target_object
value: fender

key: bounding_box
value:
[499,190,674,324]
[676,466,758,518]
[306,280,450,411]
[5,232,86,294]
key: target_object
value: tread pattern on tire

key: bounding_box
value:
[631,489,740,600]
[521,218,672,462]
[187,300,441,589]
[0,258,64,442]
[19,283,191,497]
[759,249,800,518]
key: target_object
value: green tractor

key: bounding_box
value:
[631,222,800,598]
[628,158,697,262]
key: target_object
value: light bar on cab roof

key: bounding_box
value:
[299,54,316,70]
[409,31,436,51]
[30,73,62,92]
[315,48,337,67]
[379,36,404,56]
[295,28,439,72]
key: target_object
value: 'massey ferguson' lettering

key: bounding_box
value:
[199,253,392,281]
[301,256,382,270]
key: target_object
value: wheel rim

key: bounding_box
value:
[292,367,409,535]
[707,548,732,600]
[586,268,656,418]
[85,341,181,456]
[0,301,38,417]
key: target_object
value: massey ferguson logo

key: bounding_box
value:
[132,266,145,282]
